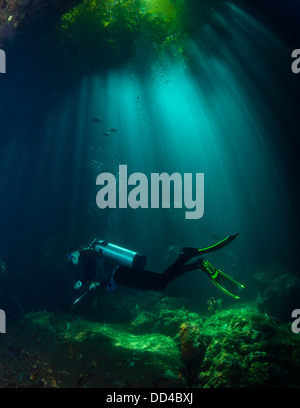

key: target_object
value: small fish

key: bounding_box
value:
[104,131,110,136]
[110,127,118,132]
[92,118,102,123]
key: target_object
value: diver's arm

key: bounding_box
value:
[73,280,100,291]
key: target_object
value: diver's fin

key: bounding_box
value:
[209,278,241,299]
[197,233,239,255]
[181,233,239,259]
[209,269,245,299]
[198,258,245,299]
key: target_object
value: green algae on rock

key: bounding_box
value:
[0,301,299,388]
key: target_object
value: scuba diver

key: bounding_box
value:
[68,234,244,305]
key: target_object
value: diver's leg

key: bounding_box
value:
[113,252,199,291]
[160,253,201,287]
[114,252,244,298]
[157,234,240,287]
[114,266,167,291]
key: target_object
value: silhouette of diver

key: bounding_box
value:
[68,233,244,303]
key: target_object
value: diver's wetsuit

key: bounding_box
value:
[77,249,200,291]
[114,252,200,291]
[73,234,244,299]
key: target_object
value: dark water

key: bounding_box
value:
[0,0,299,325]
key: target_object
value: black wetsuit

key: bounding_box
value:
[76,249,201,291]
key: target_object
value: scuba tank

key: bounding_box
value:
[90,239,147,270]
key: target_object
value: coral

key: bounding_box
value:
[179,322,210,382]
[130,311,158,333]
[196,306,300,388]
[1,300,300,388]
[207,297,223,314]
[254,263,300,321]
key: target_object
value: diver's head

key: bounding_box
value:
[68,250,80,265]
[67,245,81,266]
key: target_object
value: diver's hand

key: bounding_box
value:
[74,280,82,290]
[89,282,100,291]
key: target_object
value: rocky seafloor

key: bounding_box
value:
[1,293,299,388]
